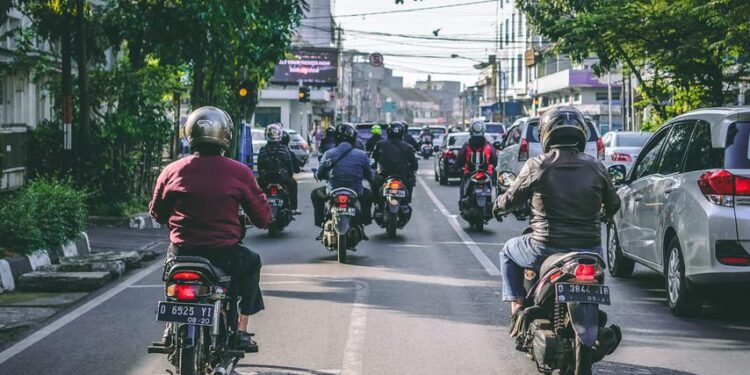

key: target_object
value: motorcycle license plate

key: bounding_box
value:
[475,188,491,196]
[555,283,611,305]
[268,198,284,207]
[334,207,356,216]
[156,301,214,326]
[388,189,406,198]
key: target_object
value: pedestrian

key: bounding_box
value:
[313,124,324,155]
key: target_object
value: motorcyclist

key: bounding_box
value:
[312,123,373,235]
[257,124,300,215]
[150,106,271,352]
[372,121,418,204]
[492,106,621,316]
[365,124,383,153]
[281,130,302,174]
[318,126,337,159]
[452,120,498,204]
[417,126,434,147]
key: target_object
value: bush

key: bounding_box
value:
[0,178,87,255]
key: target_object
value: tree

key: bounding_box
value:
[518,0,750,119]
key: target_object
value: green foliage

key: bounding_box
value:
[518,0,750,117]
[0,178,87,255]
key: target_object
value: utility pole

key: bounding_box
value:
[61,5,73,168]
[630,74,636,130]
[336,26,343,123]
[76,0,90,153]
[607,72,613,132]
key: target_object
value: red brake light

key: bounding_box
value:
[717,256,750,266]
[169,284,199,300]
[698,170,750,206]
[597,138,605,160]
[269,185,279,195]
[171,272,201,281]
[389,180,403,190]
[301,143,309,150]
[611,152,632,162]
[337,195,349,204]
[518,139,529,161]
[475,171,486,179]
[574,264,596,281]
[549,271,562,282]
[445,150,455,158]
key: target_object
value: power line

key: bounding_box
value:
[304,0,498,20]
[302,24,533,44]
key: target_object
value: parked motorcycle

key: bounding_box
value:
[373,177,412,238]
[459,170,493,231]
[263,183,293,236]
[148,257,247,375]
[495,171,622,375]
[321,187,365,263]
[419,143,433,159]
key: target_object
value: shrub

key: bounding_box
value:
[0,178,87,255]
[0,191,45,255]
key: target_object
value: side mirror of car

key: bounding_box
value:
[608,165,627,186]
[493,141,503,150]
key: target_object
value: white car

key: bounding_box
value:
[602,131,652,172]
[251,128,267,168]
[496,116,604,176]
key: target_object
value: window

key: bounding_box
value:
[574,93,581,102]
[504,126,521,147]
[505,20,509,43]
[657,121,695,175]
[253,107,281,127]
[633,127,669,180]
[519,14,523,36]
[510,59,515,84]
[684,120,723,172]
[725,122,750,168]
[511,14,515,41]
[616,133,652,147]
[595,92,621,102]
[602,133,613,147]
[517,54,523,82]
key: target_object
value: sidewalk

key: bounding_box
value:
[0,226,169,346]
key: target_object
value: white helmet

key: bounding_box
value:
[469,120,485,137]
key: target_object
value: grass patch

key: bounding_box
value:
[0,292,58,305]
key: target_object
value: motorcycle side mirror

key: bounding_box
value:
[492,141,503,150]
[497,170,517,188]
[608,165,627,186]
[433,145,440,152]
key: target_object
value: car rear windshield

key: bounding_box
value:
[290,133,304,142]
[448,134,469,147]
[724,122,750,169]
[526,121,597,143]
[486,124,505,134]
[617,133,651,147]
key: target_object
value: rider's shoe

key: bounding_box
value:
[238,332,259,353]
[292,209,302,215]
[315,230,324,241]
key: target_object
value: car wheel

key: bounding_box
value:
[434,164,439,181]
[666,237,701,316]
[439,166,448,185]
[607,224,635,277]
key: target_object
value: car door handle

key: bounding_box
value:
[634,195,643,202]
[664,187,676,196]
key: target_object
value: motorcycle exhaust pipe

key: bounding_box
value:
[596,325,622,356]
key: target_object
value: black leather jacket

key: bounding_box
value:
[495,148,620,249]
[372,139,418,177]
[257,142,295,178]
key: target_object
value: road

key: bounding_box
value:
[1,158,749,375]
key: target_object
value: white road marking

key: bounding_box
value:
[416,175,501,276]
[341,280,369,375]
[0,260,164,365]
[434,241,506,247]
[389,244,430,248]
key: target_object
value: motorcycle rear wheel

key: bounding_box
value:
[337,234,347,263]
[177,326,204,375]
[268,224,280,237]
[562,338,593,375]
[386,215,398,238]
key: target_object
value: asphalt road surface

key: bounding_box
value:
[1,158,749,375]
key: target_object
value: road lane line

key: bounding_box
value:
[0,260,164,365]
[416,175,501,276]
[341,280,369,375]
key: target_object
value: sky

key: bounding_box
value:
[332,0,501,88]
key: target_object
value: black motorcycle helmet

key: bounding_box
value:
[539,106,587,153]
[388,121,406,140]
[325,126,336,138]
[281,130,291,146]
[335,123,357,145]
[184,106,233,150]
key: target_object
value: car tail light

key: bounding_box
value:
[597,138,605,160]
[301,143,309,150]
[518,138,529,162]
[716,241,750,266]
[389,180,404,190]
[167,284,207,301]
[269,185,279,195]
[611,152,632,162]
[698,170,750,207]
[444,150,455,158]
[574,264,597,281]
[171,271,201,281]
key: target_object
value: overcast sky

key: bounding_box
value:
[334,0,500,88]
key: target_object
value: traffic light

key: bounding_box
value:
[298,86,310,103]
[238,80,255,106]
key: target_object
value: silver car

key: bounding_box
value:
[496,116,604,176]
[287,130,310,166]
[608,107,750,316]
[602,131,652,172]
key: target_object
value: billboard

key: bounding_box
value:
[270,48,338,86]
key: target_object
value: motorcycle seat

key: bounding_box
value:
[538,252,603,279]
[166,256,231,283]
[329,187,358,199]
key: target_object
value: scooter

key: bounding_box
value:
[263,183,293,237]
[495,171,622,375]
[419,143,433,159]
[459,170,493,231]
[373,176,412,238]
[321,188,365,263]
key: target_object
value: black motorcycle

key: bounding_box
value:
[419,142,433,159]
[459,170,493,231]
[495,171,622,375]
[321,187,365,263]
[373,177,412,238]
[148,256,247,375]
[263,183,293,236]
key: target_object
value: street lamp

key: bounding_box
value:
[450,54,489,69]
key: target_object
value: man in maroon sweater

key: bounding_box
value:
[150,106,271,352]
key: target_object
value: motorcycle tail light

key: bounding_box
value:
[574,264,597,281]
[597,138,606,160]
[549,271,562,282]
[269,185,279,195]
[518,139,529,162]
[166,284,208,301]
[475,171,486,179]
[388,180,403,190]
[337,195,349,208]
[171,271,201,281]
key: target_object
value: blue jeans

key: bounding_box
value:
[499,234,603,302]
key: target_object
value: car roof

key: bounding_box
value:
[665,106,750,147]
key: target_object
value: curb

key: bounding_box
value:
[129,213,161,230]
[0,232,91,293]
